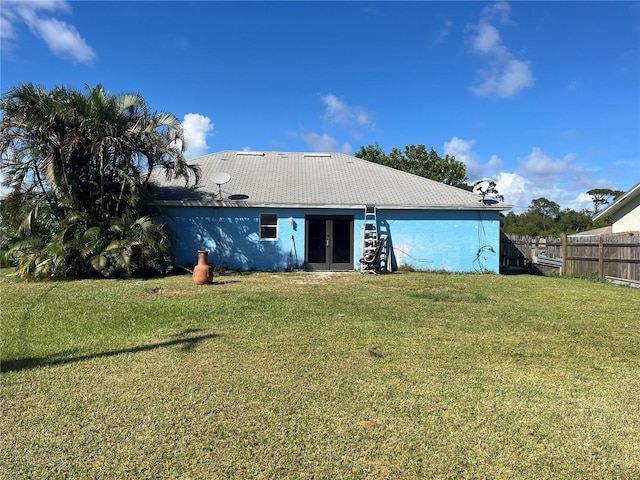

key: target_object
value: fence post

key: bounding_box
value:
[561,235,566,276]
[598,236,604,281]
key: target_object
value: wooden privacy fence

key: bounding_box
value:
[500,233,640,283]
[500,234,562,270]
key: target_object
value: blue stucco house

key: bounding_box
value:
[151,151,512,272]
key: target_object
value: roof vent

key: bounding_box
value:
[236,151,265,156]
[303,153,331,157]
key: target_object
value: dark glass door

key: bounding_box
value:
[305,216,353,271]
[307,218,327,265]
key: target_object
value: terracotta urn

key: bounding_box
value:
[193,250,213,285]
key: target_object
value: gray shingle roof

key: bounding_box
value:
[151,150,512,211]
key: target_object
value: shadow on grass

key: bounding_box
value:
[1,329,220,374]
[499,267,546,276]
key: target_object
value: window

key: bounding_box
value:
[260,213,278,240]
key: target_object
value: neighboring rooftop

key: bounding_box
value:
[592,181,640,222]
[151,150,512,211]
[568,226,613,237]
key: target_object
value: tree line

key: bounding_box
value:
[501,190,622,238]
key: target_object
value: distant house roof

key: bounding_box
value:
[592,182,640,222]
[151,150,512,211]
[568,226,612,237]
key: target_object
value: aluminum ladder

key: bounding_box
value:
[361,205,379,273]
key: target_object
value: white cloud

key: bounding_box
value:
[293,94,371,155]
[494,170,597,213]
[1,0,95,63]
[493,171,562,212]
[443,139,608,213]
[472,23,502,54]
[471,58,534,99]
[181,113,214,159]
[321,94,373,129]
[482,1,513,25]
[487,154,504,171]
[1,13,16,40]
[493,171,530,209]
[468,1,533,98]
[575,192,593,204]
[518,147,576,177]
[444,136,478,173]
[302,132,352,154]
[443,136,502,181]
[498,147,615,212]
[31,17,94,62]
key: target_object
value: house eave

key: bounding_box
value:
[592,181,640,221]
[156,200,512,211]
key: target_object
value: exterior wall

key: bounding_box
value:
[162,206,502,273]
[162,206,308,271]
[374,209,501,273]
[611,195,640,234]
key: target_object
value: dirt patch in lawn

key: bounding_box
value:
[293,272,355,284]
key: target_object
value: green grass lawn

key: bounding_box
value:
[1,271,639,479]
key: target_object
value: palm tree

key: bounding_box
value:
[0,83,200,278]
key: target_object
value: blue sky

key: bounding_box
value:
[1,1,639,212]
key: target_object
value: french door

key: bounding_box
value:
[305,216,354,271]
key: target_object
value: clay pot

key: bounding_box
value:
[193,250,213,285]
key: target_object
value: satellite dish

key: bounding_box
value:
[472,180,501,204]
[210,172,231,199]
[472,180,491,196]
[211,172,231,185]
